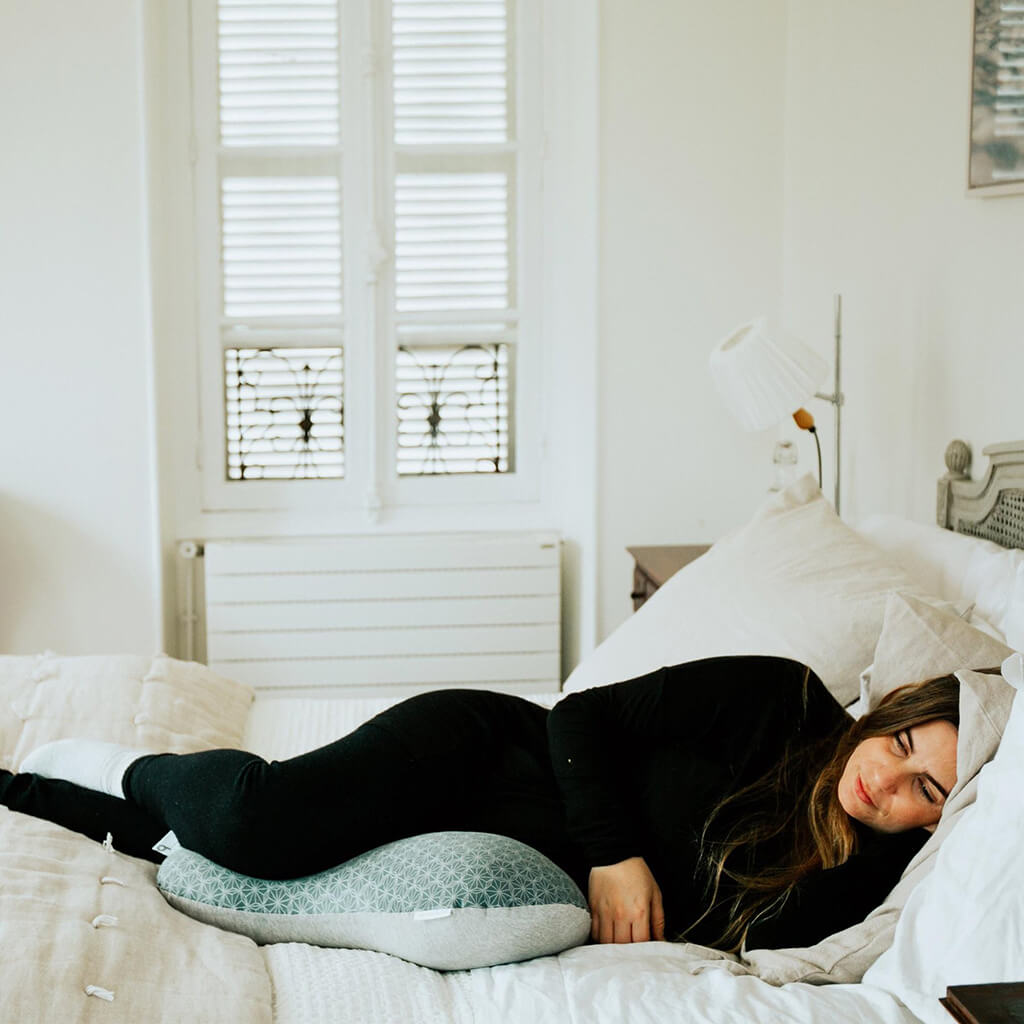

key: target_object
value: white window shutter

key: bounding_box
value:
[394,171,508,313]
[222,175,343,319]
[392,0,509,145]
[390,0,517,476]
[218,0,341,147]
[209,1,346,484]
[194,0,539,502]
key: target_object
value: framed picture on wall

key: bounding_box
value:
[968,0,1024,196]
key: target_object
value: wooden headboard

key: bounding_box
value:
[937,440,1024,548]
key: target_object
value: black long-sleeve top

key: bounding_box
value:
[545,655,927,950]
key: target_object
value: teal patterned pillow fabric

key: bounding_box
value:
[156,831,590,970]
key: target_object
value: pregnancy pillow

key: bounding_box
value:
[157,831,590,970]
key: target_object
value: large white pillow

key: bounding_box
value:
[862,656,1024,1022]
[857,513,1024,647]
[566,476,936,706]
[854,514,987,606]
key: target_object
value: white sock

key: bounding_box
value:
[19,739,149,798]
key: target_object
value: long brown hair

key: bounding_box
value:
[686,671,960,951]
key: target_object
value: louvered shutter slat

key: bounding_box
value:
[394,172,508,314]
[218,0,339,147]
[393,0,508,145]
[222,177,342,319]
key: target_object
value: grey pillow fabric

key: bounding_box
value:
[157,831,591,970]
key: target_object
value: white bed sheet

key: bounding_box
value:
[264,940,920,1024]
[243,696,401,760]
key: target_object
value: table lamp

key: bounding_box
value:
[709,297,845,513]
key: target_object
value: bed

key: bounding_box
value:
[3,439,1024,1023]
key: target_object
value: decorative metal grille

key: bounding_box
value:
[396,343,510,475]
[225,347,344,479]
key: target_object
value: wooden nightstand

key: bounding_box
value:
[627,545,711,611]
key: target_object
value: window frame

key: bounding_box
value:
[188,0,546,520]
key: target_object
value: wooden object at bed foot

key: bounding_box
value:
[940,981,1024,1023]
[627,545,710,611]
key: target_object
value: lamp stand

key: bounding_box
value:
[813,294,844,514]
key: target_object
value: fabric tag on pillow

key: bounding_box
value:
[413,908,453,921]
[153,831,181,857]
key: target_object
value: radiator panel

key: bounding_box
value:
[211,652,557,694]
[205,535,559,574]
[205,566,557,604]
[202,532,561,697]
[208,623,559,662]
[208,594,559,632]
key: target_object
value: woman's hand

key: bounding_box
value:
[588,856,666,943]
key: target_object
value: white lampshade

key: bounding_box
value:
[709,317,829,431]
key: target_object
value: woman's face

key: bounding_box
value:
[837,720,958,833]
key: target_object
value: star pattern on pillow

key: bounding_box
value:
[158,831,587,915]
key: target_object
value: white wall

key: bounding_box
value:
[0,1,161,654]
[782,0,1024,526]
[8,0,1020,666]
[597,0,789,638]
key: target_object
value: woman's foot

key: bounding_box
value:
[19,739,150,798]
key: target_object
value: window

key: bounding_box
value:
[190,0,542,516]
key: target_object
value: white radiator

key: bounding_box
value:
[199,531,561,697]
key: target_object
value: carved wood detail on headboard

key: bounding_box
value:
[938,440,1024,549]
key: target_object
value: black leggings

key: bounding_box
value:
[5,689,576,882]
[0,770,166,861]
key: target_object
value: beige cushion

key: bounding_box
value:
[0,654,253,771]
[0,807,271,1021]
[863,592,1013,710]
[566,475,933,705]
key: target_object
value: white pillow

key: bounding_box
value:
[1007,564,1024,650]
[856,513,1024,645]
[854,514,986,606]
[862,659,1024,1022]
[566,476,937,706]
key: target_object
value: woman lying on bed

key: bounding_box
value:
[5,655,958,954]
